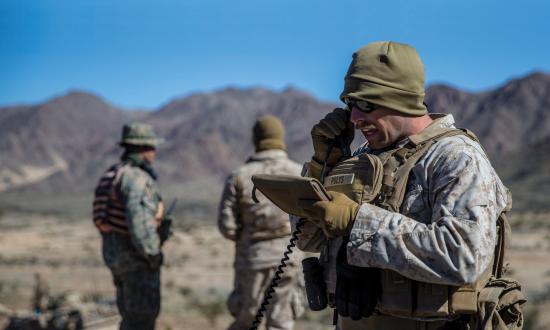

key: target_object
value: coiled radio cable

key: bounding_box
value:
[248,218,305,330]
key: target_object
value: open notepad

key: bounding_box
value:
[251,174,331,217]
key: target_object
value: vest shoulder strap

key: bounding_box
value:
[408,127,480,147]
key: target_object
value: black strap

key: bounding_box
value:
[251,186,260,203]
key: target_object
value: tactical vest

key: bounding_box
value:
[322,127,513,320]
[93,163,130,235]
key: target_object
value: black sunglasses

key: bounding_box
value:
[344,98,379,113]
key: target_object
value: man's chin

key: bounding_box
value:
[366,139,388,150]
[364,136,380,149]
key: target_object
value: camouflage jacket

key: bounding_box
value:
[102,159,163,273]
[218,149,302,270]
[295,115,509,286]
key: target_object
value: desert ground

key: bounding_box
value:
[0,211,549,330]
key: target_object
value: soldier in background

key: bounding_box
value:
[93,123,166,330]
[218,115,305,330]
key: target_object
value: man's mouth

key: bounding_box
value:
[361,125,377,137]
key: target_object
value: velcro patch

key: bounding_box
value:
[324,174,355,187]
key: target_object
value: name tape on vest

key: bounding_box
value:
[324,174,355,187]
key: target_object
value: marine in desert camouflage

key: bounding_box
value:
[294,41,524,330]
[218,115,305,330]
[93,123,166,330]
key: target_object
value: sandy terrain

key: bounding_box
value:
[0,212,548,329]
[0,214,333,330]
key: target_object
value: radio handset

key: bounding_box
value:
[320,107,354,182]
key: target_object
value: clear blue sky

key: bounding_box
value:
[1,0,549,109]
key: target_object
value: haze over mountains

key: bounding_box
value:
[1,72,549,216]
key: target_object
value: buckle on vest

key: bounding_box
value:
[394,148,413,162]
[375,191,386,204]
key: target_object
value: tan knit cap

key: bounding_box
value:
[253,115,286,151]
[340,41,427,116]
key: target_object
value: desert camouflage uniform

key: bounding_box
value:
[294,115,509,329]
[101,156,163,330]
[219,149,304,330]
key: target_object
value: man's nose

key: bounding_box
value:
[350,106,367,125]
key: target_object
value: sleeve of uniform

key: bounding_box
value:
[218,173,240,241]
[291,215,327,253]
[120,168,161,259]
[347,137,508,286]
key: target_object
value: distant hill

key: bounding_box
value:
[0,72,549,217]
[493,136,550,211]
[425,72,550,158]
[148,87,343,180]
[0,91,144,193]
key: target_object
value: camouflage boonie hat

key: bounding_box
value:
[119,123,164,148]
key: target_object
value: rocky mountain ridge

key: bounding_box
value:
[1,72,549,214]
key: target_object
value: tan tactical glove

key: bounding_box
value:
[298,191,359,238]
[309,108,354,180]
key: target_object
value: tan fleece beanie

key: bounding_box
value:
[340,41,427,116]
[253,115,286,151]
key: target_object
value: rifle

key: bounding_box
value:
[158,198,178,245]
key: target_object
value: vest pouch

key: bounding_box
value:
[449,286,477,314]
[477,277,526,330]
[320,237,343,297]
[378,270,413,317]
[449,260,493,315]
[324,154,383,204]
[321,154,383,305]
[379,276,478,318]
[334,239,379,320]
[414,282,449,317]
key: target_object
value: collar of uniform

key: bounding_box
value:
[121,152,158,180]
[423,113,456,134]
[248,149,288,161]
[386,113,455,149]
[407,113,456,146]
